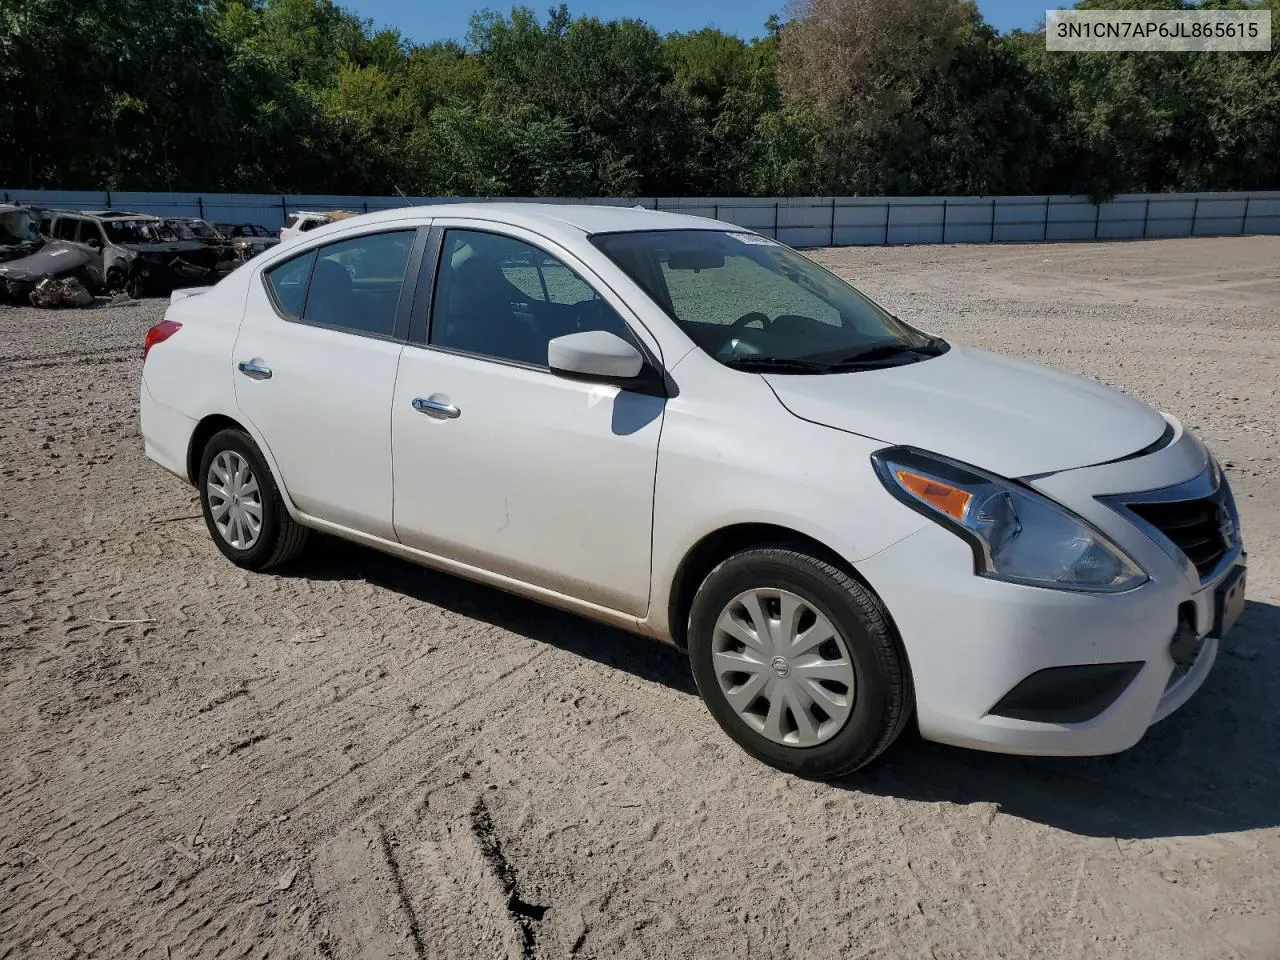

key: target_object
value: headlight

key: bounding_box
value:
[872,447,1147,593]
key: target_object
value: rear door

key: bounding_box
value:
[232,225,428,540]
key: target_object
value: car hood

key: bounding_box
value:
[763,345,1167,478]
[120,240,215,256]
[0,241,88,281]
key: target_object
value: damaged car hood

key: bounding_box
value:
[0,242,91,281]
[764,345,1168,478]
[120,240,215,258]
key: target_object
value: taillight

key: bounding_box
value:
[144,319,182,359]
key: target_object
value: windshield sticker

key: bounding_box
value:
[729,232,778,246]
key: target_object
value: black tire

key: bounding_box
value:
[687,546,913,780]
[197,428,309,571]
[105,267,126,294]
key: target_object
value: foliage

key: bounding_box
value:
[0,0,1276,197]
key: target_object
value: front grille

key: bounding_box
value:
[1127,485,1232,578]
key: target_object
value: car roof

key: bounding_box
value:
[76,211,160,222]
[317,202,732,237]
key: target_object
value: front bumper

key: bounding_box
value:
[858,420,1241,757]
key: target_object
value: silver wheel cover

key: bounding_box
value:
[711,588,857,747]
[207,450,263,551]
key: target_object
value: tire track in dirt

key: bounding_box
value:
[0,636,559,960]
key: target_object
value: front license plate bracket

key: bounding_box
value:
[1211,566,1246,640]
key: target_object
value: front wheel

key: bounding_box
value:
[197,428,309,570]
[687,547,913,779]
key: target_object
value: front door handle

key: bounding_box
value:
[412,396,460,420]
[237,360,272,380]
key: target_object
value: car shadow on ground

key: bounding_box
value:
[849,598,1280,840]
[288,537,1278,842]
[288,535,700,696]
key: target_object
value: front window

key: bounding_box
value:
[430,229,634,367]
[592,230,942,371]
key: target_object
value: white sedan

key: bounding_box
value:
[140,204,1246,778]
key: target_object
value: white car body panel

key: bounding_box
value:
[232,272,402,540]
[139,202,1244,762]
[392,346,663,616]
[765,345,1168,478]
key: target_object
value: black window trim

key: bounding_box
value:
[260,225,429,345]
[408,224,666,383]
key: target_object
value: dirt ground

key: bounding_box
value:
[2,235,1278,960]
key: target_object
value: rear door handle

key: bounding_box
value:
[238,360,272,380]
[412,396,460,420]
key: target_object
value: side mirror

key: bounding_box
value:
[548,330,645,382]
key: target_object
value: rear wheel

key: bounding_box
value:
[687,546,912,779]
[198,428,309,570]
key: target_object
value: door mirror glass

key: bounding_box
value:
[548,330,644,381]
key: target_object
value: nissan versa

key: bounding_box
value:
[139,205,1246,778]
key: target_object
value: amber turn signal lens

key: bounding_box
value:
[895,469,972,521]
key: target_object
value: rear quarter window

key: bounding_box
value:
[264,250,316,319]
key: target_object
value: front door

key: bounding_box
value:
[391,225,665,616]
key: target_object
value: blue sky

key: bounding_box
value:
[343,0,1043,44]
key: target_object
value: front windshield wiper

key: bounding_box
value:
[720,356,834,374]
[824,338,947,369]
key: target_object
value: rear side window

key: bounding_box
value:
[263,230,415,338]
[76,221,103,245]
[283,214,300,229]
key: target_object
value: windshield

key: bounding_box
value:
[103,219,167,244]
[182,220,218,240]
[591,230,938,368]
[0,210,39,242]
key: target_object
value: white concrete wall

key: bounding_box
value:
[4,189,1278,247]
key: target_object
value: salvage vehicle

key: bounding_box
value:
[167,218,229,250]
[139,205,1246,778]
[0,204,43,263]
[279,210,355,243]
[42,211,219,297]
[215,223,279,262]
[0,241,94,303]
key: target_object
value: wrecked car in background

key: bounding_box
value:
[0,204,43,263]
[0,241,95,303]
[214,222,279,262]
[39,211,219,297]
[279,210,356,242]
[164,218,243,267]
